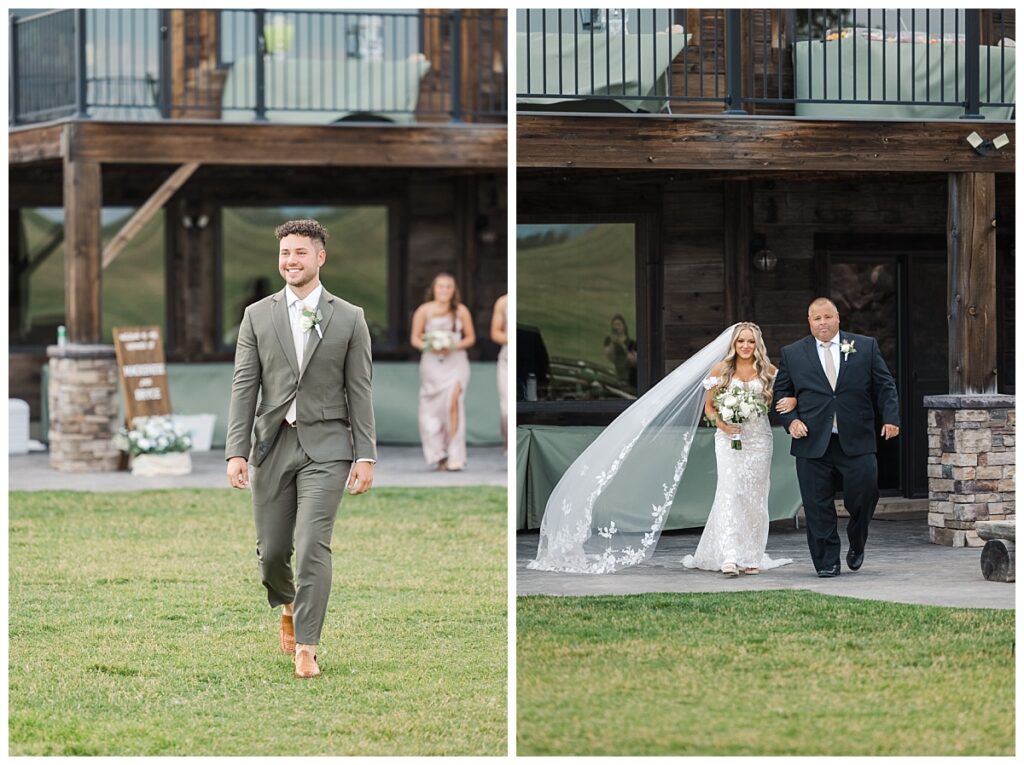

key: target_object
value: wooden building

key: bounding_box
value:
[10,8,508,443]
[516,9,1014,511]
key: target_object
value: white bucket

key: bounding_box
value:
[9,399,30,455]
[172,414,217,452]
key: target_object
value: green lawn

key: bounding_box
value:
[518,591,1014,756]
[9,487,506,756]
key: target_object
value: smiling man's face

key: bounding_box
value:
[278,234,326,291]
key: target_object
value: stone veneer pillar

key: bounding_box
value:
[47,344,121,472]
[924,394,1015,547]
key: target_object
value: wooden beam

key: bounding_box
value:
[67,120,507,169]
[947,172,997,394]
[518,115,1015,173]
[9,123,65,164]
[722,180,752,323]
[63,155,103,344]
[102,162,199,268]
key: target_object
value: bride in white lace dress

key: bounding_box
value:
[682,323,794,576]
[529,322,796,576]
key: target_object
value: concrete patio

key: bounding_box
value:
[517,516,1014,610]
[9,446,508,491]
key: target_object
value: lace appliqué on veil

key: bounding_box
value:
[528,425,694,575]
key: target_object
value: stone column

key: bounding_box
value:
[47,344,120,472]
[924,394,1015,547]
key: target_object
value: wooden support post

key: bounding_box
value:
[10,209,27,337]
[63,154,103,344]
[947,172,997,394]
[723,180,752,324]
[167,197,220,359]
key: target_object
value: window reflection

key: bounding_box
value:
[517,223,637,401]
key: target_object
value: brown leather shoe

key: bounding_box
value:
[279,613,295,654]
[294,648,321,679]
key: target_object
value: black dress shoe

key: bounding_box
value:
[846,548,864,571]
[816,565,840,578]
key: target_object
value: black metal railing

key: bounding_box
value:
[10,8,507,126]
[516,8,1015,119]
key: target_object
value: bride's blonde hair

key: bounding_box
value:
[716,322,774,403]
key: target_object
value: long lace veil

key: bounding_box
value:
[528,323,739,574]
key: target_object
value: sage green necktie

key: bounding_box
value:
[823,341,837,430]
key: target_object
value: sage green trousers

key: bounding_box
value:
[251,425,350,646]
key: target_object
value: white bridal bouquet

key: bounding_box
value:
[421,329,456,353]
[711,386,769,450]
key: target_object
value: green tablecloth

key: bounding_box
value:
[41,360,502,449]
[517,30,690,112]
[794,38,1015,120]
[517,424,802,530]
[223,54,431,123]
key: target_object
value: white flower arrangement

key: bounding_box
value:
[421,329,456,353]
[115,416,193,456]
[711,385,769,450]
[840,338,856,361]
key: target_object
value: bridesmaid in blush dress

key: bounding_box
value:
[490,294,508,454]
[410,273,476,470]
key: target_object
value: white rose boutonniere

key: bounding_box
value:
[301,307,323,338]
[840,338,856,361]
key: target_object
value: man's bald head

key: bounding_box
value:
[808,297,838,316]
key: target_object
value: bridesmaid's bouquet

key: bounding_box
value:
[421,329,456,353]
[711,387,769,450]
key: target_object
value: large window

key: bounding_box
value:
[11,207,166,346]
[221,206,389,347]
[517,222,637,401]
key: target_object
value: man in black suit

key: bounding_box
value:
[774,298,900,577]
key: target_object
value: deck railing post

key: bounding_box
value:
[10,16,20,125]
[723,9,746,114]
[158,10,171,118]
[961,9,983,118]
[74,9,89,118]
[254,9,268,121]
[451,10,463,121]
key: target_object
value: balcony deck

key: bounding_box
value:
[516,9,1015,121]
[10,9,507,128]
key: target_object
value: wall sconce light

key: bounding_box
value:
[750,234,777,272]
[966,131,1010,156]
[181,213,209,230]
[476,214,497,244]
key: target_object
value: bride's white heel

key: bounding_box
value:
[721,563,739,577]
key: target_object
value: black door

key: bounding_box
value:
[828,252,947,497]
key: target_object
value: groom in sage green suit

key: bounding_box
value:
[226,218,377,679]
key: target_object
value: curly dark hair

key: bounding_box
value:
[274,219,329,253]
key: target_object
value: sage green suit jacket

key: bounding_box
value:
[225,286,377,467]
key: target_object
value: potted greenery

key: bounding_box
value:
[115,416,193,476]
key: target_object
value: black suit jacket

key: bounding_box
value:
[773,332,899,459]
